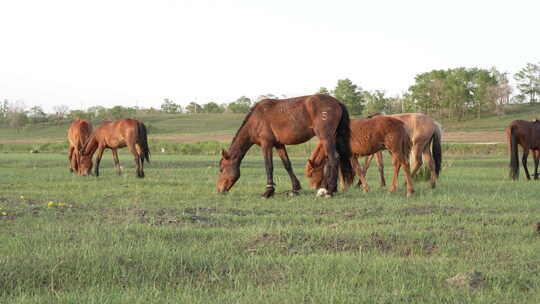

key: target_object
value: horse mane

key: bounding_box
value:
[231,110,254,145]
[230,101,267,145]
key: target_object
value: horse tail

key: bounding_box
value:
[137,122,150,163]
[432,122,442,177]
[336,103,354,187]
[401,128,412,163]
[509,125,519,180]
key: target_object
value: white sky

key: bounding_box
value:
[1,0,539,112]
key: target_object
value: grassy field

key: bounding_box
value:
[2,152,540,303]
[3,102,540,142]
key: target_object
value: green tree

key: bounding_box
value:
[8,111,28,132]
[514,62,540,104]
[202,102,223,113]
[186,102,203,114]
[332,79,364,115]
[108,106,136,120]
[362,90,390,116]
[161,98,182,113]
[228,96,252,113]
[0,99,8,124]
[28,106,48,124]
[317,87,330,95]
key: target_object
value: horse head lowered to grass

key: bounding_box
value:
[78,118,150,178]
[217,94,353,198]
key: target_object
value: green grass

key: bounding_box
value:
[1,152,540,303]
[441,103,540,132]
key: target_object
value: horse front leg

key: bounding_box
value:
[275,144,301,196]
[94,145,106,177]
[351,156,369,192]
[261,144,275,198]
[522,148,531,180]
[68,146,75,173]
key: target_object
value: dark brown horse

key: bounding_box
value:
[305,116,414,196]
[507,119,540,180]
[217,94,353,198]
[67,119,92,174]
[79,118,150,178]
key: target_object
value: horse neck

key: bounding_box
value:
[82,135,99,156]
[228,124,253,163]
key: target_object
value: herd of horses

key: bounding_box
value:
[67,93,538,198]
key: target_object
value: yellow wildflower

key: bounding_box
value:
[1,212,6,216]
[20,196,24,199]
[48,201,55,207]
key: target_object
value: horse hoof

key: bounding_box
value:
[288,190,300,197]
[316,188,328,197]
[262,189,275,198]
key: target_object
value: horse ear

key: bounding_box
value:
[307,159,314,167]
[221,149,230,160]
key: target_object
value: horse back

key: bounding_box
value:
[506,120,540,149]
[250,94,343,145]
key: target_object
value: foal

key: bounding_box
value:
[306,116,414,196]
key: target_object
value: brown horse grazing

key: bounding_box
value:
[305,116,414,196]
[507,119,540,180]
[364,113,442,188]
[217,94,354,198]
[79,118,150,178]
[67,120,92,174]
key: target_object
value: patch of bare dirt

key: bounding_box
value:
[446,272,486,289]
[153,135,233,143]
[443,131,505,143]
[0,138,64,144]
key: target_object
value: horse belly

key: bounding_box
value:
[277,129,314,145]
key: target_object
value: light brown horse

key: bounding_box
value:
[305,116,414,196]
[217,94,354,198]
[365,113,442,188]
[79,118,150,178]
[67,119,92,174]
[507,119,540,180]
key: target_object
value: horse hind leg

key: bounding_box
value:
[409,143,425,177]
[319,139,339,197]
[533,150,540,180]
[133,144,145,178]
[422,150,437,188]
[389,154,401,194]
[112,148,122,176]
[375,151,386,187]
[522,148,531,180]
[401,157,414,197]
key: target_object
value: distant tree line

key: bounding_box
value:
[1,62,538,131]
